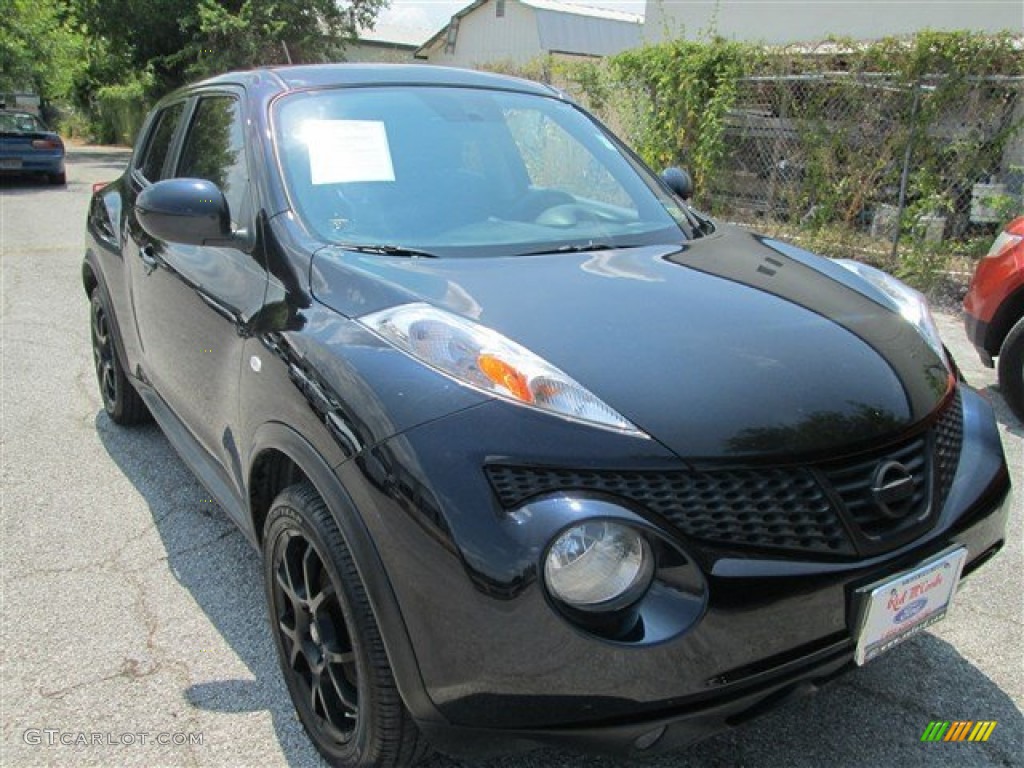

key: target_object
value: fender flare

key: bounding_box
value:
[247,421,444,726]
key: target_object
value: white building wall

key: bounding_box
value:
[645,0,1024,44]
[422,0,544,66]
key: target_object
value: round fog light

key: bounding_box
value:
[544,521,654,610]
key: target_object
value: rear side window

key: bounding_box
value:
[137,103,184,182]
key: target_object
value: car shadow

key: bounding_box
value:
[95,411,1022,768]
[93,411,324,767]
[0,174,58,193]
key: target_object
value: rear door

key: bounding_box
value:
[127,89,268,496]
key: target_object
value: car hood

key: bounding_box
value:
[310,226,951,460]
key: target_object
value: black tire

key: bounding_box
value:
[90,290,150,425]
[49,171,67,185]
[263,483,426,768]
[997,315,1024,422]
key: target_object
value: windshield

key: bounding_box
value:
[273,86,689,257]
[0,112,46,133]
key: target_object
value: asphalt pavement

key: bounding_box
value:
[1,147,1021,767]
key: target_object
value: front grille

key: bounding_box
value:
[933,389,964,513]
[487,465,855,555]
[485,392,964,559]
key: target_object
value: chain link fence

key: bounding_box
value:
[712,74,1024,265]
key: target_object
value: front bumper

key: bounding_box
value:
[419,481,1008,758]
[420,638,857,758]
[340,385,1010,756]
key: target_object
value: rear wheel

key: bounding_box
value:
[263,483,426,768]
[997,315,1024,421]
[90,290,150,425]
[49,171,66,185]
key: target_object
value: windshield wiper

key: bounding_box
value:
[335,243,439,259]
[517,242,645,257]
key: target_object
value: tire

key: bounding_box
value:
[49,171,67,185]
[263,483,426,768]
[90,290,150,425]
[997,315,1024,422]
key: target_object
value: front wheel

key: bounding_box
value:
[263,483,426,768]
[997,315,1024,421]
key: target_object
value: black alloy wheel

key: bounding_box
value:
[264,483,425,768]
[90,290,149,425]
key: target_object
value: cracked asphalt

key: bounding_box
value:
[1,147,1021,767]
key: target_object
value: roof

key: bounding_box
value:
[416,0,642,59]
[198,63,562,95]
[356,24,430,47]
[523,0,641,24]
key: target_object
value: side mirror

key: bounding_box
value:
[661,167,694,201]
[136,178,232,245]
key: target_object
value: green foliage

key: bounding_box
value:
[862,29,1024,79]
[610,39,755,207]
[93,70,154,144]
[175,0,389,79]
[0,0,85,102]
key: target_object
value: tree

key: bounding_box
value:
[73,0,200,94]
[0,0,85,103]
[178,0,390,79]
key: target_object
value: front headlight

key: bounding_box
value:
[358,303,643,435]
[835,260,947,364]
[544,521,654,611]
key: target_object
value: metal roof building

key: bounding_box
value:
[415,0,643,66]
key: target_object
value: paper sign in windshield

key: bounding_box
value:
[306,120,395,184]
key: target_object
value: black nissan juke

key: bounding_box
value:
[83,64,1012,767]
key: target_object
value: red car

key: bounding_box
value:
[964,216,1024,420]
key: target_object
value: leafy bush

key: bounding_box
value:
[93,70,154,145]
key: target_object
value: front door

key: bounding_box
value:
[128,91,267,495]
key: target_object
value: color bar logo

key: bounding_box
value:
[921,721,997,742]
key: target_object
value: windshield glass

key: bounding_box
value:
[0,112,46,133]
[273,86,688,257]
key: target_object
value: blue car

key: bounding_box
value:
[0,110,66,184]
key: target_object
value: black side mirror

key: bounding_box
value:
[136,178,233,245]
[661,167,694,201]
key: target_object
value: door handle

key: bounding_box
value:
[140,245,159,274]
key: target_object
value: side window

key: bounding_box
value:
[176,96,250,225]
[137,103,185,182]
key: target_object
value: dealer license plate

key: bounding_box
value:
[0,158,23,169]
[854,547,967,666]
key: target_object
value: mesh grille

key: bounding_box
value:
[486,465,853,555]
[485,393,964,559]
[933,389,964,514]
